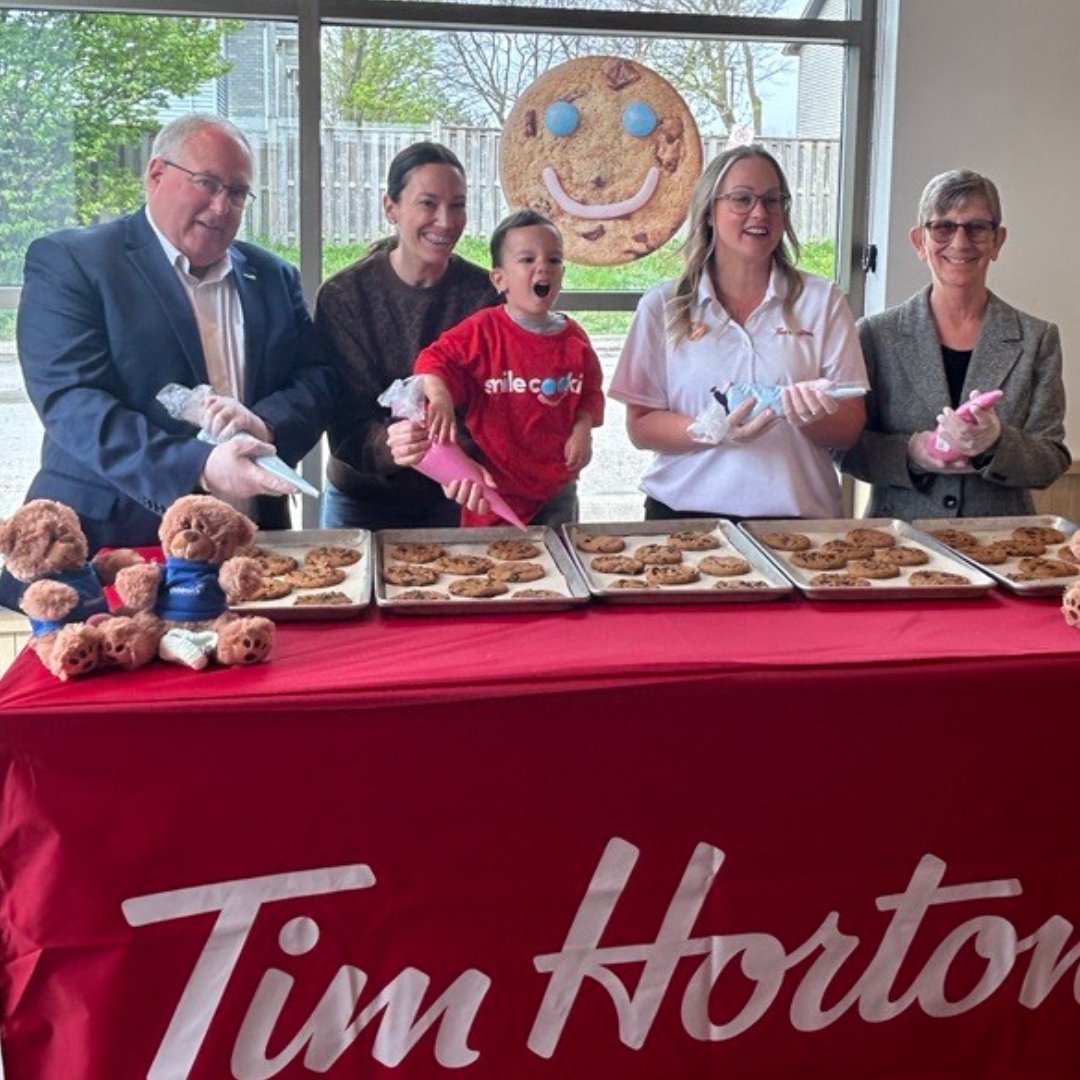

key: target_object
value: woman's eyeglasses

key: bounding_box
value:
[715,192,790,216]
[923,219,997,245]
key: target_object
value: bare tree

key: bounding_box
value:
[329,0,792,134]
[632,0,790,134]
[436,31,580,127]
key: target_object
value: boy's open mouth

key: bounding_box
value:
[533,283,551,298]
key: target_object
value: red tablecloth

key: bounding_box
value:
[2,592,1080,1079]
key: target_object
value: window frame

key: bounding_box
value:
[1,0,877,521]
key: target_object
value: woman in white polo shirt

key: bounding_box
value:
[609,145,868,520]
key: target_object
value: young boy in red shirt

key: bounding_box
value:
[414,209,604,527]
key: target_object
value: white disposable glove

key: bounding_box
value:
[688,396,776,445]
[935,392,1002,458]
[201,393,272,443]
[202,437,298,499]
[780,379,840,428]
[908,431,975,474]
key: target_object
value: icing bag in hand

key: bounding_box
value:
[156,383,318,497]
[725,380,867,419]
[927,388,1004,464]
[378,378,526,530]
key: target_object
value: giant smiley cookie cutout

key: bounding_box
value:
[501,56,702,266]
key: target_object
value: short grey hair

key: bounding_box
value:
[917,169,1003,226]
[148,115,251,174]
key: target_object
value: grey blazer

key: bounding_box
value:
[838,286,1070,520]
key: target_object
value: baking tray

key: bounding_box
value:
[230,528,371,619]
[739,518,996,600]
[374,526,591,614]
[562,519,794,603]
[911,515,1080,597]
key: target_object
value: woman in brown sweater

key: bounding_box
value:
[315,142,500,528]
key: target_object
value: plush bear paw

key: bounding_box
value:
[113,562,163,613]
[20,579,80,623]
[1063,581,1080,629]
[99,614,161,670]
[42,624,102,680]
[214,615,275,666]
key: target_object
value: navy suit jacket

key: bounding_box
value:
[14,208,335,552]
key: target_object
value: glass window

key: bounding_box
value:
[317,26,843,301]
[0,0,872,527]
[0,11,294,519]
[380,0,849,17]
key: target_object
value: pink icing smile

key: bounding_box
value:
[541,165,660,220]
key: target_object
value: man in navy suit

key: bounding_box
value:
[3,115,334,609]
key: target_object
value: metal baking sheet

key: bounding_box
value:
[375,526,590,614]
[739,518,996,601]
[562,519,794,603]
[911,515,1080,597]
[230,528,371,619]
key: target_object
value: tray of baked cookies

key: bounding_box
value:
[739,518,996,600]
[374,526,590,613]
[230,528,371,618]
[911,515,1080,597]
[563,519,793,603]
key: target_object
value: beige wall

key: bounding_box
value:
[867,0,1079,459]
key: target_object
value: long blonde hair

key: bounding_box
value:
[666,145,803,345]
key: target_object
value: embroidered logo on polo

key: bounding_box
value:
[483,370,582,406]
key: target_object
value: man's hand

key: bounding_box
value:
[202,438,297,499]
[200,393,272,443]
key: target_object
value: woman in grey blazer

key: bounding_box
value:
[839,170,1069,520]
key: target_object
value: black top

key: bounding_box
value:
[941,345,972,409]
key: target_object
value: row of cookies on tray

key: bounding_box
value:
[926,524,1078,581]
[757,526,972,588]
[380,539,564,600]
[240,543,361,604]
[573,528,771,590]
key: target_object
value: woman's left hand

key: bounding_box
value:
[781,379,839,428]
[386,419,431,468]
[936,391,1002,457]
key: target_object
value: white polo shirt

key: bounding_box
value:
[608,267,867,518]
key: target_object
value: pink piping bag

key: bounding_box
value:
[413,441,526,529]
[377,377,527,530]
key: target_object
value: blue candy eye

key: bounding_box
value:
[545,101,580,137]
[623,101,658,138]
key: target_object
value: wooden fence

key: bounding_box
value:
[247,122,839,248]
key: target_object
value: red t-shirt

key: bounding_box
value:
[414,306,605,525]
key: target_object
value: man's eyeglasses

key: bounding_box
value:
[715,191,791,216]
[923,219,997,245]
[163,160,255,209]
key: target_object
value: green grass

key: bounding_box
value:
[0,237,836,344]
[261,235,836,337]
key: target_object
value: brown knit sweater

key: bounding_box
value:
[314,247,500,511]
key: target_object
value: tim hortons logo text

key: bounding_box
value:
[121,838,1080,1077]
